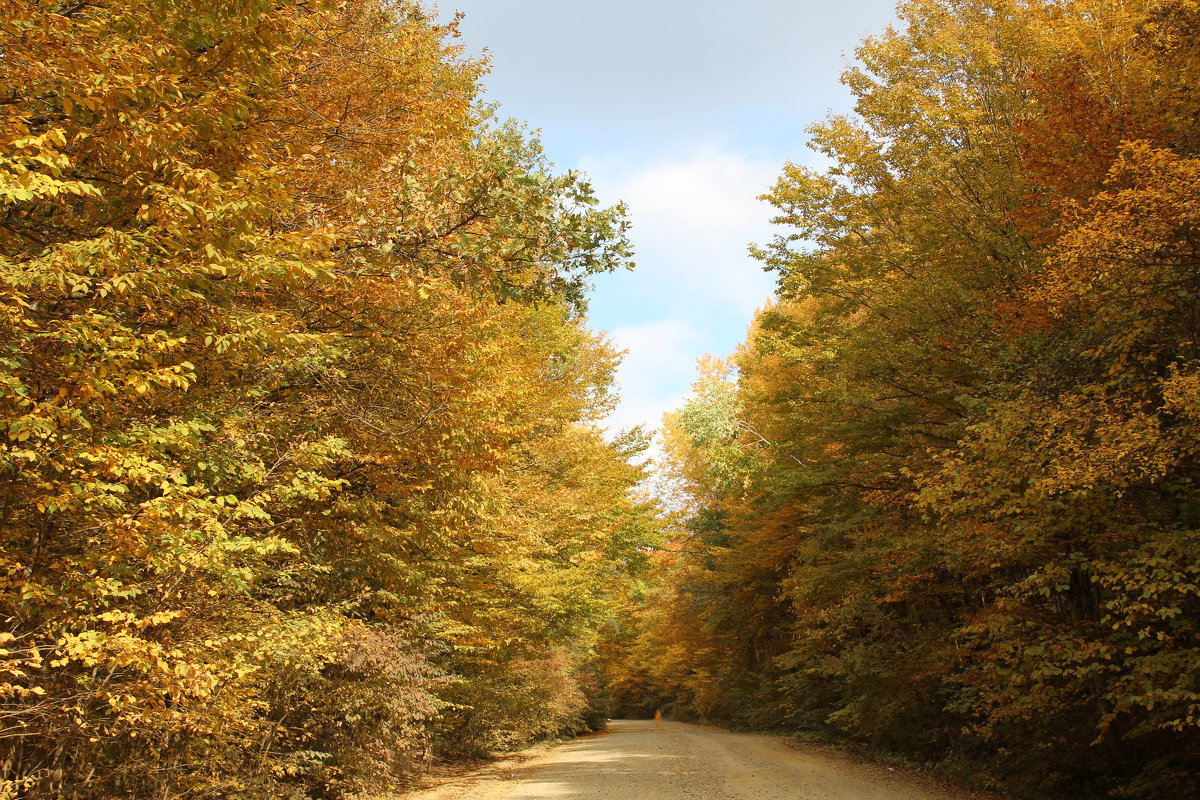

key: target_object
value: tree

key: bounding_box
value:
[627,2,1200,797]
[0,2,651,798]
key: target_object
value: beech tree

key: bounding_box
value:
[622,2,1200,798]
[0,2,655,798]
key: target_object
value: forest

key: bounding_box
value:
[0,1,662,797]
[612,1,1200,799]
[1,1,1197,799]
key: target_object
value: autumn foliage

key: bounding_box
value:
[0,1,659,798]
[619,1,1200,798]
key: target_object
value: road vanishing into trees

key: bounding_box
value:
[404,720,1001,800]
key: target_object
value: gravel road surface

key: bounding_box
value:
[402,719,994,800]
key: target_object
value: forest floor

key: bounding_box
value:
[393,719,1011,800]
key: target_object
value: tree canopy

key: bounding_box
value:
[616,2,1200,798]
[0,2,659,798]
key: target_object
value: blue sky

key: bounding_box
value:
[437,0,900,434]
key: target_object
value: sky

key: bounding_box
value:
[436,0,901,435]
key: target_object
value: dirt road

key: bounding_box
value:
[401,719,996,800]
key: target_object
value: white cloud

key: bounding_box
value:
[618,152,774,230]
[583,145,781,317]
[602,318,700,436]
[582,146,784,439]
